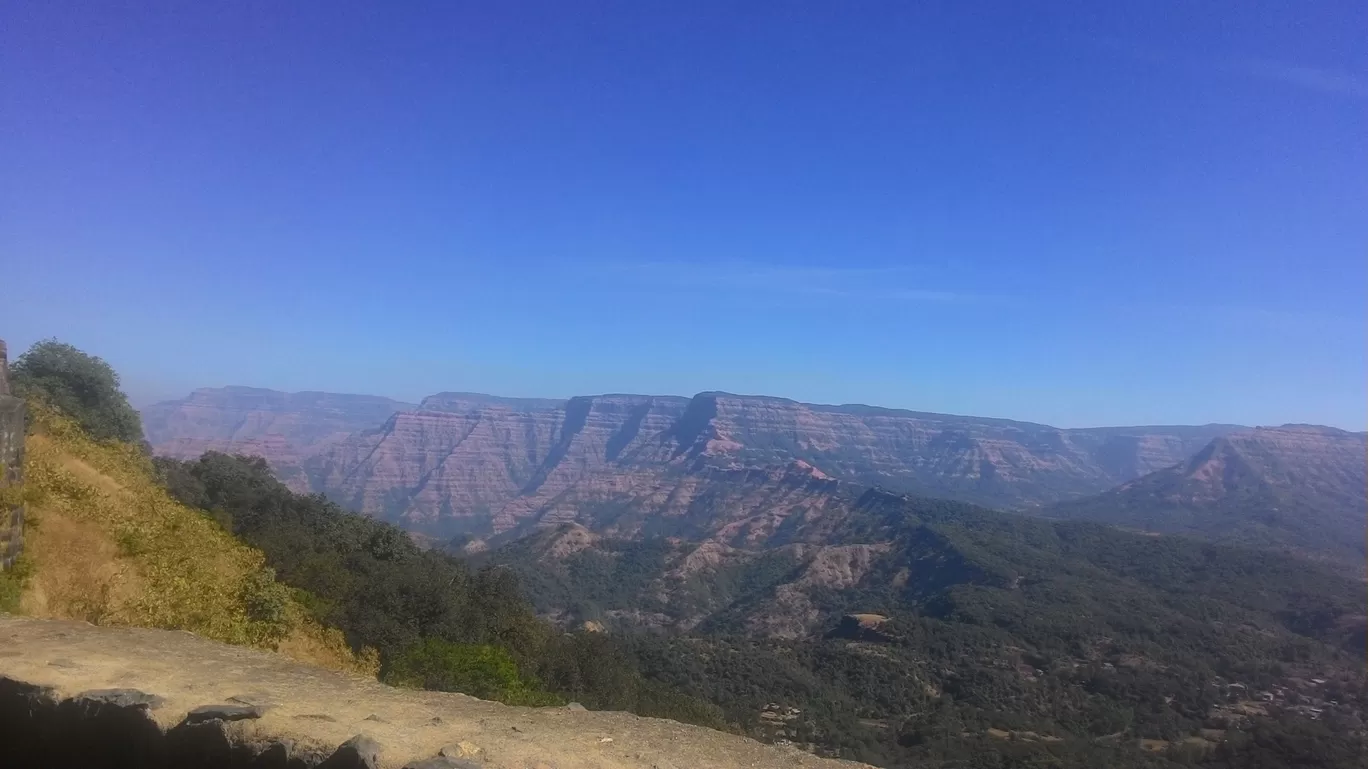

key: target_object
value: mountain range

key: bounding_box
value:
[140,385,415,489]
[142,386,1249,532]
[140,383,1367,767]
[1044,424,1366,563]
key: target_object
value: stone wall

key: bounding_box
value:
[0,339,25,570]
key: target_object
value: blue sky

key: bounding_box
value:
[2,1,1364,428]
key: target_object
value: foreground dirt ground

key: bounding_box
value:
[0,615,870,769]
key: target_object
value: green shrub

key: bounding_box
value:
[12,339,143,444]
[240,567,293,643]
[385,638,561,705]
[0,555,33,613]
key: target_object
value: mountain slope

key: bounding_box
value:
[305,394,693,531]
[1042,426,1367,563]
[141,386,415,488]
[139,386,1241,534]
[12,403,374,675]
[330,390,1240,534]
[479,467,1368,642]
[478,474,1367,769]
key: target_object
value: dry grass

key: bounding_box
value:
[19,505,136,624]
[14,403,377,677]
[277,621,381,675]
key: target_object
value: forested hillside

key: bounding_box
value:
[1043,426,1367,565]
[154,451,726,726]
[480,490,1368,768]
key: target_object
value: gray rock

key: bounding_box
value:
[227,690,279,708]
[76,688,165,709]
[320,733,383,769]
[404,757,484,769]
[184,703,267,723]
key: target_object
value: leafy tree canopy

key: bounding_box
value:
[11,339,143,444]
[385,638,560,705]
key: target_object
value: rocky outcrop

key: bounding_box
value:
[0,616,868,769]
[1044,426,1368,563]
[304,395,693,532]
[0,340,26,570]
[680,395,1237,504]
[827,614,894,643]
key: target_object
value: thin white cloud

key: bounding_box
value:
[1089,37,1368,99]
[1115,299,1362,334]
[617,260,919,281]
[1228,58,1368,99]
[604,260,984,303]
[887,289,971,303]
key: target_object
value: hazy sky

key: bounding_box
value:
[3,2,1364,428]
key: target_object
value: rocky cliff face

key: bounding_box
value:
[141,386,414,489]
[143,386,1245,535]
[302,391,1237,536]
[1044,425,1368,563]
[303,395,694,532]
[667,394,1237,503]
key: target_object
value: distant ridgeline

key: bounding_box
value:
[0,340,25,570]
[9,337,1365,769]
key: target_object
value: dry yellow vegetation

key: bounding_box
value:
[12,402,377,677]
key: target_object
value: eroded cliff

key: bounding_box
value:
[143,386,1245,536]
[141,387,415,489]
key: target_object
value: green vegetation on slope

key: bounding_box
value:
[486,493,1368,769]
[386,638,558,705]
[4,338,722,725]
[1042,429,1367,566]
[9,397,371,675]
[10,339,144,444]
[0,554,31,613]
[154,450,726,726]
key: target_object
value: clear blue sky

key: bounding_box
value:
[2,1,1364,428]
